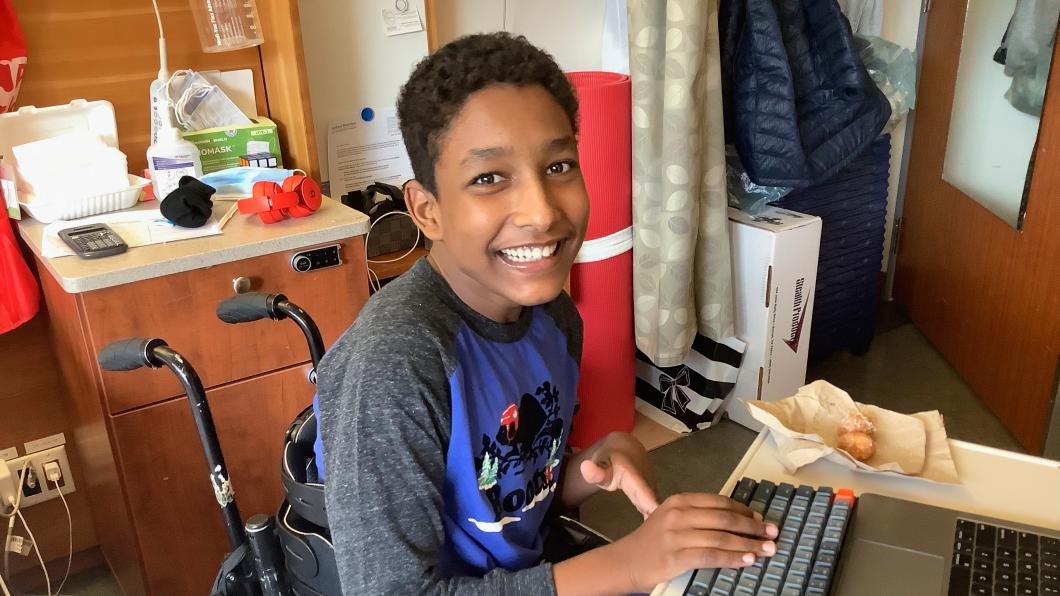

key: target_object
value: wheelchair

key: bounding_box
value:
[99,292,607,596]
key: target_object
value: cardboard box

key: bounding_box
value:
[181,117,282,174]
[726,206,822,431]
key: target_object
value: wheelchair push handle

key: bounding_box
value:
[216,292,283,324]
[98,337,168,371]
[216,292,326,374]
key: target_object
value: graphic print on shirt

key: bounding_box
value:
[468,380,565,533]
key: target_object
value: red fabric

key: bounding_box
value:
[0,205,39,333]
[566,72,635,447]
[0,0,26,114]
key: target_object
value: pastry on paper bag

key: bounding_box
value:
[743,380,959,483]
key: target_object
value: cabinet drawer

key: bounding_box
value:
[111,364,314,596]
[85,238,368,413]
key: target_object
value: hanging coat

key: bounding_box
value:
[720,0,891,188]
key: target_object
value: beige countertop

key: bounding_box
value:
[18,197,369,293]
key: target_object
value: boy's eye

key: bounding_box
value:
[546,160,577,175]
[470,172,505,186]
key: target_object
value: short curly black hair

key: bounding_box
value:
[397,32,579,194]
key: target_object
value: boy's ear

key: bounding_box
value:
[404,180,443,241]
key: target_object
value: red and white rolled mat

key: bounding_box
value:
[566,71,634,448]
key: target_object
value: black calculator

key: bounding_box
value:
[58,224,128,259]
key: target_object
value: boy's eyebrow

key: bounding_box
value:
[544,136,577,152]
[459,137,578,167]
[461,145,512,166]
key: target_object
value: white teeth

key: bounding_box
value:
[500,242,560,263]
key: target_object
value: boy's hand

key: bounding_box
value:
[613,493,778,592]
[578,432,658,517]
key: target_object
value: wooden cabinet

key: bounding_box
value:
[35,238,369,596]
[112,366,313,595]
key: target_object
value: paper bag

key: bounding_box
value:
[745,381,960,483]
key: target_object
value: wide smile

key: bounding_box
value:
[496,240,565,271]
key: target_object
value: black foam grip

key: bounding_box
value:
[98,338,160,371]
[216,292,276,324]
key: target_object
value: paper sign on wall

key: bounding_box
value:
[382,7,424,36]
[327,107,414,199]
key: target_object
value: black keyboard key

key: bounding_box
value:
[1020,532,1039,552]
[973,571,993,584]
[687,584,710,596]
[731,478,758,505]
[750,481,776,514]
[774,483,795,501]
[997,570,1017,584]
[974,559,992,572]
[1000,528,1020,549]
[999,559,1018,572]
[949,566,972,596]
[1043,582,1060,596]
[976,547,996,562]
[1018,571,1037,585]
[1000,547,1018,559]
[954,552,973,569]
[1015,584,1036,596]
[691,569,717,590]
[978,524,997,548]
[1045,537,1059,550]
[1048,570,1060,583]
[1021,549,1038,562]
[1019,560,1038,576]
[996,584,1016,595]
[971,584,992,595]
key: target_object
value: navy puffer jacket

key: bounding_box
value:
[720,0,891,188]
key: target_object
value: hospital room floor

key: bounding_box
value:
[46,306,1022,595]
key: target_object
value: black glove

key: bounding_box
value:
[160,176,216,228]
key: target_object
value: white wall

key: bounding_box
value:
[297,0,428,181]
[881,0,922,272]
[942,0,1038,227]
[435,0,607,72]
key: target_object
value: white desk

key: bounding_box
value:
[653,430,1060,596]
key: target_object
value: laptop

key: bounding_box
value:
[659,477,1059,596]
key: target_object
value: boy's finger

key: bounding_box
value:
[669,492,758,518]
[621,473,660,516]
[580,459,614,489]
[674,529,776,556]
[676,547,758,572]
[676,507,777,539]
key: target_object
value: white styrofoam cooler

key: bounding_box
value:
[0,99,145,222]
[726,206,823,431]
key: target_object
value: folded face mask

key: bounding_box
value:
[200,167,303,196]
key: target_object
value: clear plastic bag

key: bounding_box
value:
[856,34,917,133]
[168,70,252,132]
[726,145,791,215]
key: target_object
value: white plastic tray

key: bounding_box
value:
[19,174,150,223]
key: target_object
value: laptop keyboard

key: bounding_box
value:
[683,478,856,596]
[950,519,1060,595]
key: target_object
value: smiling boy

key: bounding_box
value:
[316,33,777,595]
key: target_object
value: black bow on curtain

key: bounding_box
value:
[659,368,692,415]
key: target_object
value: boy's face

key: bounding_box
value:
[407,84,589,322]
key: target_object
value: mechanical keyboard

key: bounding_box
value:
[682,477,857,596]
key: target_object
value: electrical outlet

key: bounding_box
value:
[2,445,75,508]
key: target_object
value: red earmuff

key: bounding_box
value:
[283,175,322,218]
[237,181,300,224]
[236,175,323,224]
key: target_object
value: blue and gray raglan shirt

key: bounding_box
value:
[315,258,581,595]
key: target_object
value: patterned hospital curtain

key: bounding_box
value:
[629,0,734,367]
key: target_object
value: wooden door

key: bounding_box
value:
[895,2,1060,453]
[110,365,314,596]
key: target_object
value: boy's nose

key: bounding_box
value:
[512,176,562,229]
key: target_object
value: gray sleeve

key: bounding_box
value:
[317,317,558,596]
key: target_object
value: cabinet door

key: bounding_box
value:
[86,238,368,413]
[111,365,314,596]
